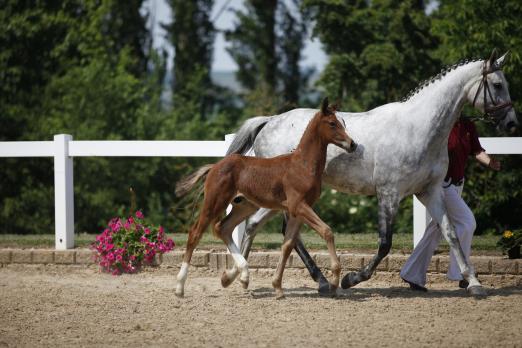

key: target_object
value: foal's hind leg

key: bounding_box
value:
[176,177,235,297]
[175,213,213,297]
[213,196,259,288]
[272,216,302,299]
[222,207,278,287]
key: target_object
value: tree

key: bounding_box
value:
[304,0,439,110]
[0,0,165,234]
[163,0,215,128]
[226,0,311,114]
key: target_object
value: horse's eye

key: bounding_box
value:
[329,121,336,128]
[493,82,503,90]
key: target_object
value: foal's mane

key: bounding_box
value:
[401,58,483,102]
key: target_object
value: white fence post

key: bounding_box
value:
[54,134,75,250]
[224,134,246,247]
[413,196,430,248]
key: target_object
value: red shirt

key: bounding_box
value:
[445,119,484,182]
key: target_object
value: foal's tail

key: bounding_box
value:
[226,116,272,155]
[175,164,213,197]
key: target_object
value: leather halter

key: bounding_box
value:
[471,62,513,124]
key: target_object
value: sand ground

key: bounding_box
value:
[0,264,520,347]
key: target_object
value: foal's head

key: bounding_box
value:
[316,98,357,153]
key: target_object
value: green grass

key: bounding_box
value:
[0,231,502,254]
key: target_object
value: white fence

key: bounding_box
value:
[1,135,521,249]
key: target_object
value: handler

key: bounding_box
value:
[400,117,501,291]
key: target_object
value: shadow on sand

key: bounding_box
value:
[249,284,521,301]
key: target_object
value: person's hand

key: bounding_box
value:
[488,157,501,171]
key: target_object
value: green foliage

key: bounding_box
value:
[1,0,521,238]
[226,0,313,115]
[304,0,439,109]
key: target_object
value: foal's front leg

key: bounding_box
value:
[272,216,302,299]
[295,203,341,295]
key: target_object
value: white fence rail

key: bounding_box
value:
[1,135,521,249]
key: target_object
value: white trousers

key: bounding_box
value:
[400,182,476,286]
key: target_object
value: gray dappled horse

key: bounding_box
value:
[221,50,518,297]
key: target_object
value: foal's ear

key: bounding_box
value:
[321,97,329,115]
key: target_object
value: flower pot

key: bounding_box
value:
[507,245,521,259]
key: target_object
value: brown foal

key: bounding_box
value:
[175,98,356,298]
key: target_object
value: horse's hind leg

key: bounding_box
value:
[214,196,259,288]
[222,207,278,287]
[176,176,233,297]
[342,191,399,289]
[272,216,302,299]
[175,212,212,298]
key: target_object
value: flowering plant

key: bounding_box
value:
[92,210,175,275]
[497,229,522,252]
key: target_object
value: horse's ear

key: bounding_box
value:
[321,97,329,115]
[487,48,499,71]
[493,51,510,70]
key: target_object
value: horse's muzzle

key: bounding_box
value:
[347,141,357,153]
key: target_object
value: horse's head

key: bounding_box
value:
[468,49,518,133]
[317,97,357,153]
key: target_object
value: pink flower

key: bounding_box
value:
[135,211,144,219]
[144,228,151,235]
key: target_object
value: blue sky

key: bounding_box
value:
[144,0,328,72]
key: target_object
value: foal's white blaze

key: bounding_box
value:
[176,262,189,296]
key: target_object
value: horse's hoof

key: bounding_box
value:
[175,289,184,298]
[467,285,487,298]
[275,291,285,300]
[221,271,234,288]
[240,278,249,289]
[317,278,330,296]
[341,272,358,289]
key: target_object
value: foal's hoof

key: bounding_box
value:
[240,278,249,289]
[341,272,358,289]
[175,289,184,298]
[275,290,285,300]
[221,271,235,288]
[467,285,487,298]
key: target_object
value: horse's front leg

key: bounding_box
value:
[342,191,399,289]
[221,207,277,287]
[418,188,486,297]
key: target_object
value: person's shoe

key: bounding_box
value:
[458,279,469,289]
[402,277,428,292]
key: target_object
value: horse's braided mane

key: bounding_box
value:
[401,58,483,102]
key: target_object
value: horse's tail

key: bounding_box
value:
[226,116,272,155]
[175,164,213,197]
